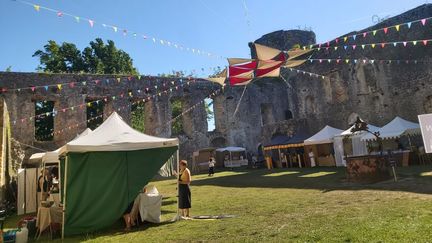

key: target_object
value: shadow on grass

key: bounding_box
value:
[191,165,432,195]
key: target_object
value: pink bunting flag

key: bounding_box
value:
[335,38,339,44]
[383,27,388,34]
[88,20,94,27]
[352,45,356,50]
[403,42,407,47]
[421,19,427,26]
[363,32,367,38]
[423,40,428,46]
[95,80,100,84]
[31,86,36,92]
[69,82,75,88]
[57,12,63,17]
[381,43,385,48]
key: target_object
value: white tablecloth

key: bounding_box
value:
[131,193,162,223]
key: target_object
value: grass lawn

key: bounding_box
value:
[5,165,432,242]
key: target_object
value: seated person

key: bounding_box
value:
[123,186,148,231]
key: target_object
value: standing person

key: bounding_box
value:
[208,156,215,176]
[178,160,191,219]
[308,150,316,167]
[37,169,49,205]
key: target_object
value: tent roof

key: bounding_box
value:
[304,125,344,145]
[362,116,420,140]
[42,128,93,163]
[28,152,45,165]
[215,146,246,152]
[286,131,311,144]
[60,112,178,153]
[339,124,381,136]
[264,135,290,147]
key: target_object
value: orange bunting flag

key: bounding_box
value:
[34,5,40,11]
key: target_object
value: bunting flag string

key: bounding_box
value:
[303,15,432,50]
[285,67,327,80]
[12,78,198,126]
[34,86,223,140]
[0,73,206,94]
[307,58,428,65]
[304,38,431,52]
[15,0,225,60]
[165,87,223,127]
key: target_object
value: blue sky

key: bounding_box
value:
[0,0,428,76]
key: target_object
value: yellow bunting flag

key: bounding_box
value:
[345,59,349,64]
[34,5,40,11]
[343,36,348,42]
[371,44,376,48]
[117,77,121,82]
[395,25,400,31]
[87,102,91,107]
[373,30,377,36]
[413,41,417,45]
[57,84,62,90]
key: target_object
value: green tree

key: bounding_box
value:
[5,66,12,72]
[33,38,138,75]
[131,103,145,133]
[171,99,184,135]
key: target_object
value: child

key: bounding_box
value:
[208,156,215,176]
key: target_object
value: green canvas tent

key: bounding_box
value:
[59,112,178,236]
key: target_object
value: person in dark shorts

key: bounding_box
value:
[178,160,192,219]
[208,156,215,176]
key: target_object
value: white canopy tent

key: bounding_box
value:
[304,125,344,145]
[59,112,178,154]
[304,126,344,167]
[215,147,248,167]
[333,124,380,167]
[362,116,420,141]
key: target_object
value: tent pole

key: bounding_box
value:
[61,156,68,239]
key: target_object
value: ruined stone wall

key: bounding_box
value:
[255,4,432,134]
[0,72,300,168]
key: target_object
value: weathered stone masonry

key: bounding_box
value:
[0,4,432,180]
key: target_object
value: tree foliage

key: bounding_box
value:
[33,38,138,75]
[171,99,184,135]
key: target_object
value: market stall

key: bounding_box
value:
[215,147,248,168]
[304,125,344,167]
